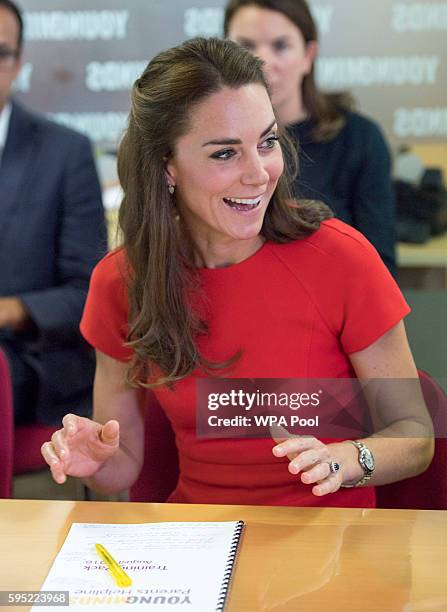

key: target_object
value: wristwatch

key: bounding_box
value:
[342,440,375,487]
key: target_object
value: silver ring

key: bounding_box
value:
[328,461,340,474]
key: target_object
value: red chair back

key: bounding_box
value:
[129,392,179,502]
[14,424,58,475]
[0,349,14,498]
[377,370,447,510]
[0,348,57,481]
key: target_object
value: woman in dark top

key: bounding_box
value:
[225,0,396,275]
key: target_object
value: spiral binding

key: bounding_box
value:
[216,521,245,611]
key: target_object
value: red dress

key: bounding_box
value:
[81,219,409,508]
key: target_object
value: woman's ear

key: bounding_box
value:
[164,158,176,188]
[303,41,318,75]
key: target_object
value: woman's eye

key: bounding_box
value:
[259,136,279,150]
[210,148,236,160]
[273,40,288,52]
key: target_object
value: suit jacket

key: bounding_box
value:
[0,101,107,424]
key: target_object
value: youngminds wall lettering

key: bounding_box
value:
[317,56,440,87]
[394,108,447,137]
[49,112,128,143]
[182,4,333,38]
[85,61,148,92]
[392,3,447,32]
[14,0,446,146]
[24,10,130,41]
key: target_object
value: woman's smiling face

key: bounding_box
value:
[165,83,284,264]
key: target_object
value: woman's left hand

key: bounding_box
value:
[272,435,344,496]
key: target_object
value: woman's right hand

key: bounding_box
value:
[41,413,120,484]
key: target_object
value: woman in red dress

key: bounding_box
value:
[41,37,432,508]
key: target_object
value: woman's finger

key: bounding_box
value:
[288,447,330,475]
[50,429,70,461]
[99,420,120,446]
[61,413,79,436]
[272,436,319,459]
[41,441,67,484]
[41,440,58,465]
[312,473,340,497]
[301,461,331,484]
[50,462,67,485]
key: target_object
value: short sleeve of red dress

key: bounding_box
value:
[80,248,132,362]
[296,219,410,353]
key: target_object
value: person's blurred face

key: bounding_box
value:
[228,6,317,113]
[166,84,284,263]
[0,6,22,111]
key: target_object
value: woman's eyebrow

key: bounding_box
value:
[236,35,290,44]
[202,119,277,147]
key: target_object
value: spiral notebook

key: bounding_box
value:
[35,521,244,611]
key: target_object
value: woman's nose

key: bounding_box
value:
[240,155,270,186]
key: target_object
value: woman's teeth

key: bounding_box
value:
[223,197,261,211]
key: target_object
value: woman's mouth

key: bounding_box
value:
[223,196,262,212]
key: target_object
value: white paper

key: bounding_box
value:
[34,521,241,611]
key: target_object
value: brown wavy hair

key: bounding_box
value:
[117,37,331,387]
[224,0,354,141]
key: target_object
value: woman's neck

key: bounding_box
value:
[192,235,265,269]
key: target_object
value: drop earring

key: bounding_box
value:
[168,184,175,195]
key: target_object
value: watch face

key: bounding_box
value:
[360,449,375,472]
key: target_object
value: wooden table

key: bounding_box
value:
[398,233,447,288]
[1,500,447,611]
[399,233,447,268]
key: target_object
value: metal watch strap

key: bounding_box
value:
[341,440,373,488]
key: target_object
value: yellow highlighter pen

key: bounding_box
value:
[95,543,133,588]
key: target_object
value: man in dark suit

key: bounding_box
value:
[0,0,107,424]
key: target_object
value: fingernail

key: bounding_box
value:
[273,446,285,456]
[290,464,299,474]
